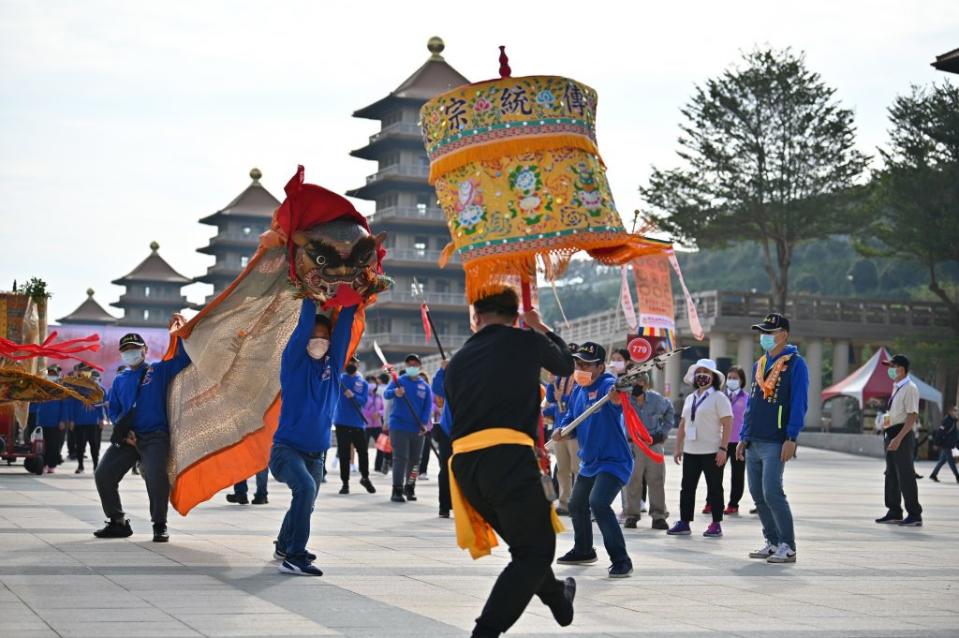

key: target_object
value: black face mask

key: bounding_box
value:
[632,385,645,397]
[345,364,358,375]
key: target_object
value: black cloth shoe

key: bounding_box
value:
[251,495,268,505]
[404,483,417,501]
[94,519,132,538]
[391,487,406,503]
[547,577,576,627]
[360,477,376,494]
[555,507,570,516]
[929,474,939,482]
[608,559,634,578]
[652,518,669,530]
[875,513,904,524]
[338,483,349,495]
[226,493,249,505]
[152,525,169,543]
[438,509,450,518]
[75,466,84,474]
[556,548,598,565]
[623,516,639,529]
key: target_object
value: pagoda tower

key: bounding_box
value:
[111,242,192,327]
[56,289,118,325]
[347,37,470,366]
[195,168,280,303]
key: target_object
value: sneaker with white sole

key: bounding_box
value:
[279,558,323,576]
[766,543,796,564]
[748,541,776,559]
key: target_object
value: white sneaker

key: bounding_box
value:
[766,543,796,564]
[748,541,776,559]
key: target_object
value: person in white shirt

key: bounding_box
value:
[668,359,732,538]
[875,353,923,527]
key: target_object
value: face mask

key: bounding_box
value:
[121,350,144,367]
[727,378,741,392]
[759,334,777,352]
[46,375,58,382]
[307,338,329,360]
[887,367,898,380]
[694,373,713,388]
[406,366,421,377]
[631,385,645,397]
[573,369,594,387]
[345,364,358,375]
[609,360,626,374]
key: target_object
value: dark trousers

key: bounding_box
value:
[365,427,387,472]
[435,427,452,512]
[931,447,959,479]
[884,429,922,518]
[419,429,433,475]
[74,426,101,470]
[94,431,170,527]
[235,468,269,497]
[569,472,628,562]
[335,425,369,483]
[67,428,78,459]
[452,445,566,635]
[680,452,724,523]
[726,443,745,507]
[41,427,64,468]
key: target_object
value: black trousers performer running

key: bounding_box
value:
[453,445,571,636]
[334,425,375,494]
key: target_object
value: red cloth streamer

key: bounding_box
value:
[619,391,664,464]
[0,331,104,371]
[420,303,432,345]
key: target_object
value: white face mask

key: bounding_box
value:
[121,350,144,367]
[726,378,741,392]
[307,338,330,360]
[609,360,626,374]
[46,375,59,382]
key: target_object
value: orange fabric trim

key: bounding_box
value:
[428,136,601,184]
[170,397,280,515]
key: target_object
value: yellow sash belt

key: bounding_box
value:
[449,428,565,560]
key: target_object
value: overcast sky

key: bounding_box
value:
[1,0,956,321]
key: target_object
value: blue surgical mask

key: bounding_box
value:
[887,367,898,380]
[726,378,741,392]
[406,366,421,377]
[121,350,144,367]
[759,334,777,352]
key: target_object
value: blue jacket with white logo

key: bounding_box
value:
[384,374,432,433]
[333,373,370,429]
[274,299,356,453]
[108,340,191,434]
[560,372,633,485]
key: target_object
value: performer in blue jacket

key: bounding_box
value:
[271,298,356,576]
[66,367,107,474]
[332,357,374,495]
[554,342,634,578]
[94,317,190,543]
[544,372,577,514]
[383,354,432,503]
[431,361,453,518]
[37,365,66,473]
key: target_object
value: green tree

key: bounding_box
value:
[641,48,869,311]
[857,83,959,334]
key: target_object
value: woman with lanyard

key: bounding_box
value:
[703,366,748,516]
[668,359,733,538]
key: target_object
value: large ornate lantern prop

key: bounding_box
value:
[422,49,670,305]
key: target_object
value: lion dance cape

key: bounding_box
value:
[166,166,389,515]
[421,48,671,302]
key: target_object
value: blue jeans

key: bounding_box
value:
[746,440,795,551]
[568,472,629,563]
[234,468,269,498]
[931,447,959,479]
[269,443,324,559]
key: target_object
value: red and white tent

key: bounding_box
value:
[821,346,943,410]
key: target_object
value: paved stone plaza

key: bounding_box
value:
[1,447,957,637]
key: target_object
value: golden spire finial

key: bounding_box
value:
[428,36,445,60]
[250,167,262,182]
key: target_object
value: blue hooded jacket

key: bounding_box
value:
[741,344,809,443]
[274,299,356,453]
[431,366,452,436]
[384,374,432,433]
[108,340,191,434]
